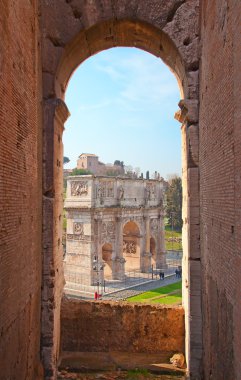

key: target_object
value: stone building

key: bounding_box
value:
[1,1,241,380]
[64,176,165,285]
[77,153,100,173]
[77,153,125,176]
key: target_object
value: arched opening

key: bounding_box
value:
[55,20,186,101]
[41,16,201,378]
[123,221,141,271]
[102,243,113,278]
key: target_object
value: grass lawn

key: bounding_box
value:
[150,292,182,305]
[126,281,182,305]
[165,225,182,251]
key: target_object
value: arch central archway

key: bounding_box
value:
[123,221,141,271]
[41,12,201,379]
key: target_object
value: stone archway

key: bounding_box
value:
[123,221,141,271]
[41,3,201,378]
[102,243,113,278]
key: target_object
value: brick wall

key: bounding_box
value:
[61,299,185,356]
[0,1,42,379]
[199,0,241,378]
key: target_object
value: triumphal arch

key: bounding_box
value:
[64,176,165,285]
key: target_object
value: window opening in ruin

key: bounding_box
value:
[62,47,182,303]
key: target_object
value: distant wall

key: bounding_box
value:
[61,299,184,355]
[0,0,42,379]
[199,0,241,378]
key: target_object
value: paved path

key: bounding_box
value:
[102,274,180,300]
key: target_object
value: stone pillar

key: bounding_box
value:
[141,216,152,272]
[176,99,202,379]
[112,216,125,280]
[112,257,125,281]
[42,98,70,379]
[156,213,167,269]
[91,216,104,286]
[146,217,150,252]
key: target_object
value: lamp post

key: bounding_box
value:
[92,254,104,299]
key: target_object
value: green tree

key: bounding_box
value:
[165,176,182,231]
[114,160,124,168]
[70,168,92,176]
[63,156,70,164]
[105,170,118,177]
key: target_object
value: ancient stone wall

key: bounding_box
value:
[0,1,42,379]
[199,1,241,379]
[61,299,184,356]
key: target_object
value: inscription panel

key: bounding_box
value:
[67,233,91,242]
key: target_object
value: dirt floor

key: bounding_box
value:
[57,369,185,380]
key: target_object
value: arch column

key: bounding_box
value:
[141,216,152,272]
[112,216,125,280]
[92,216,104,286]
[42,98,70,379]
[176,99,202,378]
[156,212,166,269]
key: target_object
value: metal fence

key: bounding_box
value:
[64,251,182,299]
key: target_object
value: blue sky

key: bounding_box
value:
[64,47,181,179]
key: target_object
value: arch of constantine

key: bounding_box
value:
[64,176,165,285]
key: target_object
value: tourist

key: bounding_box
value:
[175,268,178,278]
[159,271,164,280]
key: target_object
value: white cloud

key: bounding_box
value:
[78,99,112,111]
[94,49,180,107]
[94,64,124,81]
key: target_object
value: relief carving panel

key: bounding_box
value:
[123,240,137,254]
[101,221,115,242]
[145,183,156,200]
[150,218,159,233]
[71,181,88,196]
[118,185,124,200]
[97,182,114,198]
[73,222,84,235]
